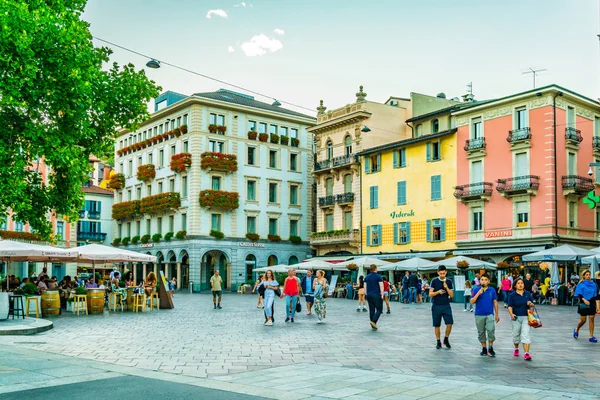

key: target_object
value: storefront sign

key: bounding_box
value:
[390,210,415,219]
[140,243,154,248]
[485,230,512,238]
[454,246,545,256]
[239,242,265,248]
[583,191,600,209]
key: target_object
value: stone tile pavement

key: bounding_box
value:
[1,293,599,399]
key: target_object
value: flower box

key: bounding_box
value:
[258,133,268,142]
[247,131,258,140]
[170,152,192,173]
[208,124,218,133]
[161,132,170,141]
[136,164,156,182]
[267,234,281,242]
[112,200,141,220]
[291,138,299,147]
[199,190,239,211]
[280,136,289,145]
[140,192,181,215]
[246,232,259,242]
[107,173,126,190]
[270,133,280,144]
[210,230,224,240]
[200,152,238,173]
[217,125,227,134]
[289,235,301,244]
[0,230,41,241]
[175,230,187,240]
[180,125,188,134]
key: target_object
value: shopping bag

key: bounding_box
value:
[296,301,301,313]
[527,307,542,328]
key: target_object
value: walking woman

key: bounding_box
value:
[464,280,473,312]
[383,277,391,314]
[573,270,598,342]
[500,275,512,308]
[253,274,264,308]
[261,270,279,326]
[354,275,367,312]
[313,270,328,323]
[507,278,535,361]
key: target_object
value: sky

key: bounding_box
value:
[84,0,600,115]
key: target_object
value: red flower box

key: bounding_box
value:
[258,133,268,142]
[107,173,126,190]
[247,131,258,140]
[136,164,156,182]
[112,200,141,220]
[200,152,238,173]
[199,190,239,211]
[0,230,41,241]
[170,152,192,173]
[140,192,181,215]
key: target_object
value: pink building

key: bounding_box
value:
[452,85,600,275]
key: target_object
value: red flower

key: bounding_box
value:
[136,164,156,182]
[200,152,238,173]
[140,192,181,215]
[170,152,192,173]
[107,173,126,189]
[199,190,239,211]
[112,200,141,220]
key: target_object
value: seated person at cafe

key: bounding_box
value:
[86,278,98,289]
[144,272,157,297]
[97,279,106,289]
[111,272,127,300]
[48,277,58,290]
[124,271,135,287]
[37,276,48,291]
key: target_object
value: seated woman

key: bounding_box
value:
[111,271,127,300]
[124,271,135,288]
[144,272,157,297]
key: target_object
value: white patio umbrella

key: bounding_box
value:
[589,257,599,281]
[75,244,157,276]
[253,264,307,274]
[432,256,496,271]
[379,257,437,272]
[338,256,390,280]
[299,259,337,270]
[550,262,561,285]
[523,244,597,262]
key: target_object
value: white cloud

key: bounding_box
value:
[240,34,283,57]
[233,2,247,7]
[228,46,235,53]
[206,9,228,19]
[273,28,285,36]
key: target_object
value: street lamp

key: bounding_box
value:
[146,59,161,69]
[361,125,371,133]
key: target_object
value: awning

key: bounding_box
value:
[302,256,352,264]
[374,251,447,260]
[454,246,546,256]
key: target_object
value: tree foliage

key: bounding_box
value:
[0,0,160,239]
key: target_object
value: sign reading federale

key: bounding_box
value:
[390,210,415,219]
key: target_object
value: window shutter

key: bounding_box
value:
[369,187,374,208]
[366,226,371,246]
[397,181,406,205]
[430,176,436,200]
[426,220,431,242]
[426,143,431,161]
[393,151,399,168]
[377,225,382,246]
[435,176,441,200]
[374,186,379,208]
[400,149,406,167]
[97,201,102,212]
[377,154,381,171]
[393,222,398,244]
[364,157,371,174]
[406,222,411,243]
[437,140,442,159]
[441,218,447,241]
[98,222,102,233]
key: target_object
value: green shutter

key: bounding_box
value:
[374,186,379,208]
[426,220,431,242]
[393,222,398,244]
[440,218,447,241]
[377,225,382,246]
[426,142,431,161]
[437,140,442,160]
[97,201,102,212]
[393,151,399,168]
[400,149,406,167]
[364,157,371,174]
[377,154,381,172]
[406,222,411,243]
[436,176,441,200]
[397,181,406,205]
[366,226,371,246]
[430,176,436,200]
[369,187,374,208]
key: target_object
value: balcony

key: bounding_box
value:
[464,137,486,153]
[496,175,540,197]
[593,137,600,155]
[318,195,335,208]
[565,127,583,145]
[310,229,360,247]
[507,127,531,146]
[88,211,101,220]
[77,231,107,242]
[454,182,493,203]
[562,175,594,196]
[336,192,355,205]
[314,154,359,173]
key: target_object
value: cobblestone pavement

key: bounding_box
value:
[2,293,599,399]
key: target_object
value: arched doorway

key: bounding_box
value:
[180,250,189,289]
[201,250,229,290]
[156,252,164,278]
[245,254,256,282]
[267,255,278,266]
[167,250,177,281]
[135,262,143,285]
[288,255,299,265]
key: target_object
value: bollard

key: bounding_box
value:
[188,281,193,294]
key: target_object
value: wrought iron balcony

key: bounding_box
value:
[88,211,101,220]
[562,175,594,195]
[565,127,583,143]
[593,136,600,150]
[314,154,359,172]
[78,210,86,218]
[497,175,539,197]
[310,229,360,246]
[464,137,486,152]
[336,192,354,204]
[77,231,107,242]
[318,195,335,207]
[507,127,531,144]
[454,182,493,202]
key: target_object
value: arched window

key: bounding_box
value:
[327,140,333,161]
[415,124,423,137]
[325,178,333,196]
[344,135,352,156]
[288,255,299,265]
[432,119,439,134]
[268,255,278,266]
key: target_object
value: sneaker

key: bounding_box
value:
[436,341,442,349]
[362,308,367,312]
[513,349,520,357]
[386,310,390,314]
[285,317,290,323]
[470,309,474,313]
[443,338,451,349]
[356,308,361,312]
[589,337,598,343]
[524,352,532,361]
[370,321,377,330]
[306,312,311,315]
[217,305,222,309]
[480,347,488,356]
[214,304,216,309]
[291,318,294,323]
[488,346,496,357]
[463,309,467,312]
[265,321,273,326]
[317,320,322,324]
[573,329,579,339]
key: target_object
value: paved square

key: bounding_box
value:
[2,293,599,399]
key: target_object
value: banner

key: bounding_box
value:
[328,275,338,297]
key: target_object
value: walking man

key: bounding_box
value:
[210,270,223,309]
[301,269,315,315]
[408,271,418,304]
[429,265,454,349]
[364,264,384,331]
[402,271,410,303]
[470,274,499,357]
[523,273,534,293]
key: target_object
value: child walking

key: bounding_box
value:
[464,280,473,312]
[470,274,499,357]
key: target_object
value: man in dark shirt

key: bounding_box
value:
[523,274,534,293]
[408,272,418,304]
[364,264,384,331]
[402,271,410,303]
[429,265,454,349]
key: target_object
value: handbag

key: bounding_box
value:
[527,306,542,328]
[323,286,329,298]
[296,301,301,313]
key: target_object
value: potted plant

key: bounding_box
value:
[112,200,141,220]
[121,236,131,246]
[246,232,259,242]
[170,152,192,173]
[267,234,281,242]
[172,128,182,138]
[152,233,162,243]
[141,234,151,244]
[208,124,218,133]
[270,133,280,144]
[112,238,121,246]
[291,138,299,147]
[258,133,268,142]
[456,260,470,269]
[66,296,75,313]
[140,193,181,215]
[199,190,240,211]
[175,230,187,240]
[280,136,289,145]
[497,261,510,270]
[217,125,227,134]
[210,229,224,240]
[180,125,188,134]
[289,235,301,244]
[131,235,140,245]
[247,131,258,140]
[164,232,174,241]
[346,263,358,271]
[107,173,126,190]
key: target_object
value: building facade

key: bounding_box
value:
[78,183,113,246]
[114,89,315,291]
[307,87,412,259]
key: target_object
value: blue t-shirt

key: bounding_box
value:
[507,290,533,317]
[473,286,498,316]
[364,273,383,297]
[430,278,453,306]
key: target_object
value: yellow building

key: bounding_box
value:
[359,92,464,256]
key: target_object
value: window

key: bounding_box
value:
[136,186,142,200]
[128,160,133,176]
[209,113,216,125]
[169,179,175,192]
[217,115,225,126]
[211,214,221,231]
[211,176,221,190]
[364,154,381,173]
[159,124,163,134]
[472,207,483,231]
[171,145,176,156]
[148,153,153,165]
[432,119,439,134]
[367,225,382,246]
[394,222,411,244]
[516,202,529,227]
[247,147,256,165]
[290,128,298,138]
[183,114,188,126]
[270,125,278,134]
[209,140,224,153]
[146,219,151,235]
[269,150,278,168]
[182,176,188,197]
[268,218,278,235]
[515,106,527,129]
[118,192,123,202]
[290,185,299,205]
[157,217,162,234]
[393,148,406,168]
[595,116,600,137]
[426,141,441,161]
[345,135,352,156]
[247,180,256,201]
[127,189,132,201]
[289,219,298,237]
[136,221,141,236]
[183,141,189,153]
[280,127,288,137]
[118,223,122,238]
[247,216,256,233]
[343,174,352,193]
[153,127,157,136]
[181,214,187,231]
[168,216,174,232]
[137,156,142,168]
[427,218,446,242]
[159,150,164,168]
[290,153,298,171]
[248,120,257,132]
[177,116,181,127]
[325,214,333,231]
[567,152,576,175]
[568,202,576,228]
[397,181,407,205]
[325,178,333,196]
[430,175,441,200]
[471,117,482,138]
[415,124,423,137]
[119,162,123,174]
[369,186,379,209]
[56,221,64,237]
[147,184,152,196]
[567,106,575,127]
[343,211,352,229]
[268,182,278,203]
[259,122,267,134]
[158,182,163,193]
[326,141,333,160]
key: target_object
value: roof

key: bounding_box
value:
[82,185,113,196]
[357,128,457,156]
[406,101,492,123]
[193,89,316,120]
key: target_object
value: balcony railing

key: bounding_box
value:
[77,232,107,242]
[562,175,594,194]
[593,136,600,150]
[497,175,540,196]
[314,154,359,172]
[454,182,494,201]
[318,195,335,207]
[310,229,360,245]
[336,192,355,204]
[507,127,531,143]
[88,211,101,220]
[464,137,486,152]
[565,127,583,143]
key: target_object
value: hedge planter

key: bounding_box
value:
[270,134,280,144]
[152,233,162,243]
[170,152,192,173]
[200,152,238,173]
[112,200,141,220]
[0,230,41,241]
[267,234,281,242]
[131,236,140,245]
[246,232,259,242]
[175,230,187,240]
[140,192,181,215]
[210,230,224,240]
[291,138,299,147]
[247,131,258,140]
[289,235,301,244]
[112,238,121,246]
[258,133,268,142]
[141,234,151,244]
[164,232,174,241]
[137,164,156,182]
[107,173,126,190]
[199,190,239,211]
[121,237,130,246]
[280,136,289,145]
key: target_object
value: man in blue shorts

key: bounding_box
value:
[429,265,454,349]
[300,269,315,315]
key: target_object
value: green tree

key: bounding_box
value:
[0,0,160,240]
